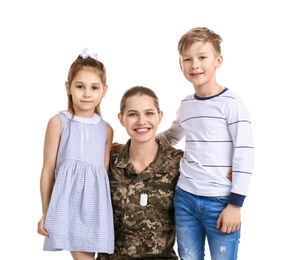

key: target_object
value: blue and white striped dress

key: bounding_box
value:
[43,110,114,254]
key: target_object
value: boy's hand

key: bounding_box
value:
[216,204,241,233]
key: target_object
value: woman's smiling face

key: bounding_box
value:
[118,94,163,143]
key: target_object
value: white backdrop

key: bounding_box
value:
[0,1,286,259]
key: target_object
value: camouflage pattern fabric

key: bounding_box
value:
[97,139,183,259]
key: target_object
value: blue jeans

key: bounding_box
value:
[174,186,240,260]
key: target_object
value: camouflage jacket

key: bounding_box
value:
[97,139,183,259]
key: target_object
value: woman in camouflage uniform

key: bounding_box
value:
[97,86,183,259]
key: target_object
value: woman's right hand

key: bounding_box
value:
[37,215,49,237]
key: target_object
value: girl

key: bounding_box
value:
[37,48,114,260]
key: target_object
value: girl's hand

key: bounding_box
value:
[37,215,49,237]
[111,142,122,147]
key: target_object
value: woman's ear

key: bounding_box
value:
[118,112,125,127]
[158,111,163,124]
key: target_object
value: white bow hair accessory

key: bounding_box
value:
[80,48,98,60]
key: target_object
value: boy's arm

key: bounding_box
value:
[228,97,255,207]
[157,120,185,146]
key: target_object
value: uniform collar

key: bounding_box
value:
[114,138,172,173]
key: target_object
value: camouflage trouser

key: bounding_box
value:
[96,254,178,260]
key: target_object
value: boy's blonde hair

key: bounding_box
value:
[178,27,222,55]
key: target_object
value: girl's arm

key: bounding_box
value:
[38,115,61,236]
[104,122,114,172]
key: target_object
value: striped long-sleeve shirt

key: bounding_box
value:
[157,88,254,207]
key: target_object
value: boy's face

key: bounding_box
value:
[179,41,222,90]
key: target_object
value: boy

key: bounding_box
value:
[157,27,254,259]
